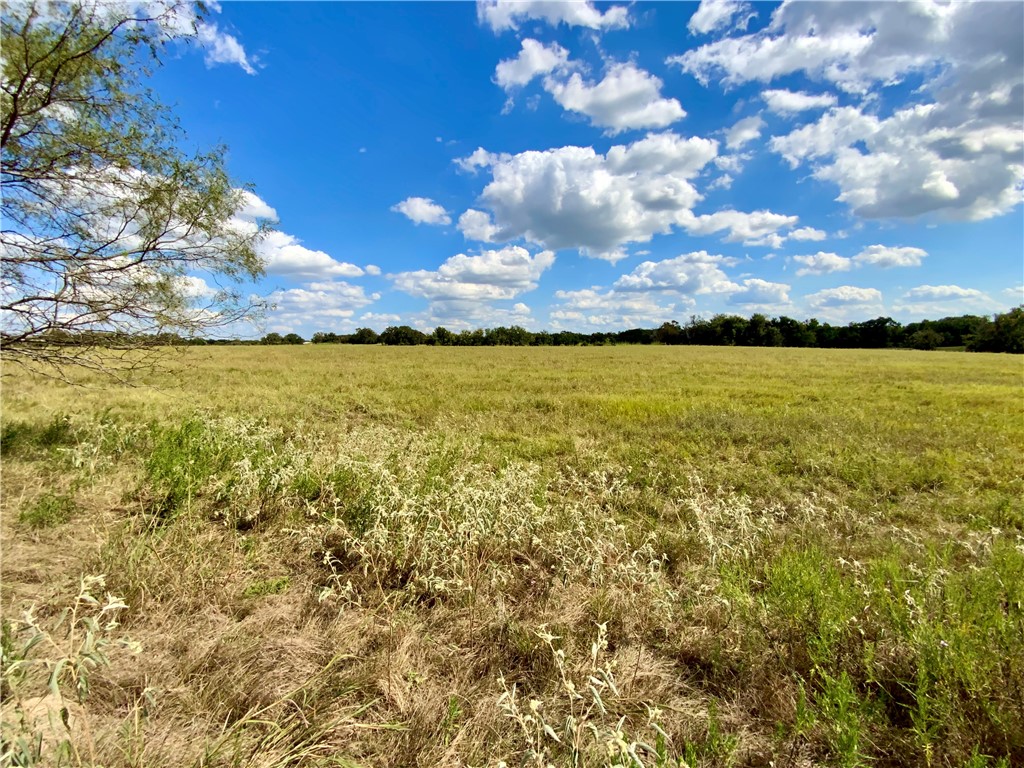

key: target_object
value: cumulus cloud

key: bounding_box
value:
[614,251,740,294]
[893,284,1001,317]
[1003,285,1024,301]
[806,285,884,308]
[478,0,629,32]
[458,209,503,242]
[391,197,452,226]
[230,192,365,281]
[707,173,733,191]
[793,252,852,276]
[550,288,686,331]
[684,208,799,247]
[902,284,985,302]
[494,38,570,89]
[673,1,960,93]
[789,226,828,241]
[391,246,554,302]
[358,312,402,328]
[714,153,749,174]
[853,245,928,268]
[456,134,808,257]
[675,1,1024,223]
[457,132,720,259]
[727,278,791,307]
[258,231,365,279]
[725,115,764,150]
[235,190,277,221]
[543,63,686,135]
[792,244,926,277]
[385,246,552,333]
[762,89,838,114]
[410,299,535,332]
[456,148,503,174]
[264,281,379,334]
[688,0,756,36]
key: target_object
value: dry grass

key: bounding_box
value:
[2,346,1021,767]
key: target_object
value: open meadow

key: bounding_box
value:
[2,345,1022,767]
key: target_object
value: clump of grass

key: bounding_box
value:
[303,426,675,613]
[19,492,76,529]
[142,416,300,525]
[1,575,140,766]
[495,623,681,767]
[242,577,290,598]
[1,414,76,456]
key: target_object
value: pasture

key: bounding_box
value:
[2,346,1022,767]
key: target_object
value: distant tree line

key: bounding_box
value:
[13,307,1020,353]
[297,308,1023,353]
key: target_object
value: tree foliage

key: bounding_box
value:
[1,1,269,376]
[299,308,1024,353]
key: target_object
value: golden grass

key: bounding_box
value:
[2,346,1022,767]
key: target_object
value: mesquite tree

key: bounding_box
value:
[1,1,269,377]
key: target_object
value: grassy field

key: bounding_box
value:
[2,346,1022,767]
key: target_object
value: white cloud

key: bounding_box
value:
[725,115,764,150]
[677,1,1024,223]
[684,208,799,246]
[456,148,504,174]
[902,284,985,302]
[613,251,740,294]
[672,1,957,94]
[789,226,827,241]
[543,63,686,135]
[125,2,257,75]
[770,103,1024,221]
[806,285,884,308]
[458,209,503,242]
[1003,285,1024,301]
[762,89,838,115]
[235,190,277,221]
[229,192,364,281]
[196,21,256,75]
[727,278,791,307]
[793,252,852,276]
[714,153,750,174]
[853,245,927,268]
[707,173,733,191]
[364,264,382,276]
[402,298,535,333]
[792,244,926,277]
[770,106,879,168]
[391,245,554,302]
[478,0,629,32]
[495,38,570,89]
[460,132,719,259]
[391,197,452,226]
[893,284,1003,318]
[358,312,402,328]
[265,281,379,334]
[258,230,365,279]
[176,275,218,300]
[688,0,755,36]
[551,288,686,331]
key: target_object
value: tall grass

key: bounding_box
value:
[2,346,1021,766]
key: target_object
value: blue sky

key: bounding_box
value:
[154,0,1022,336]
